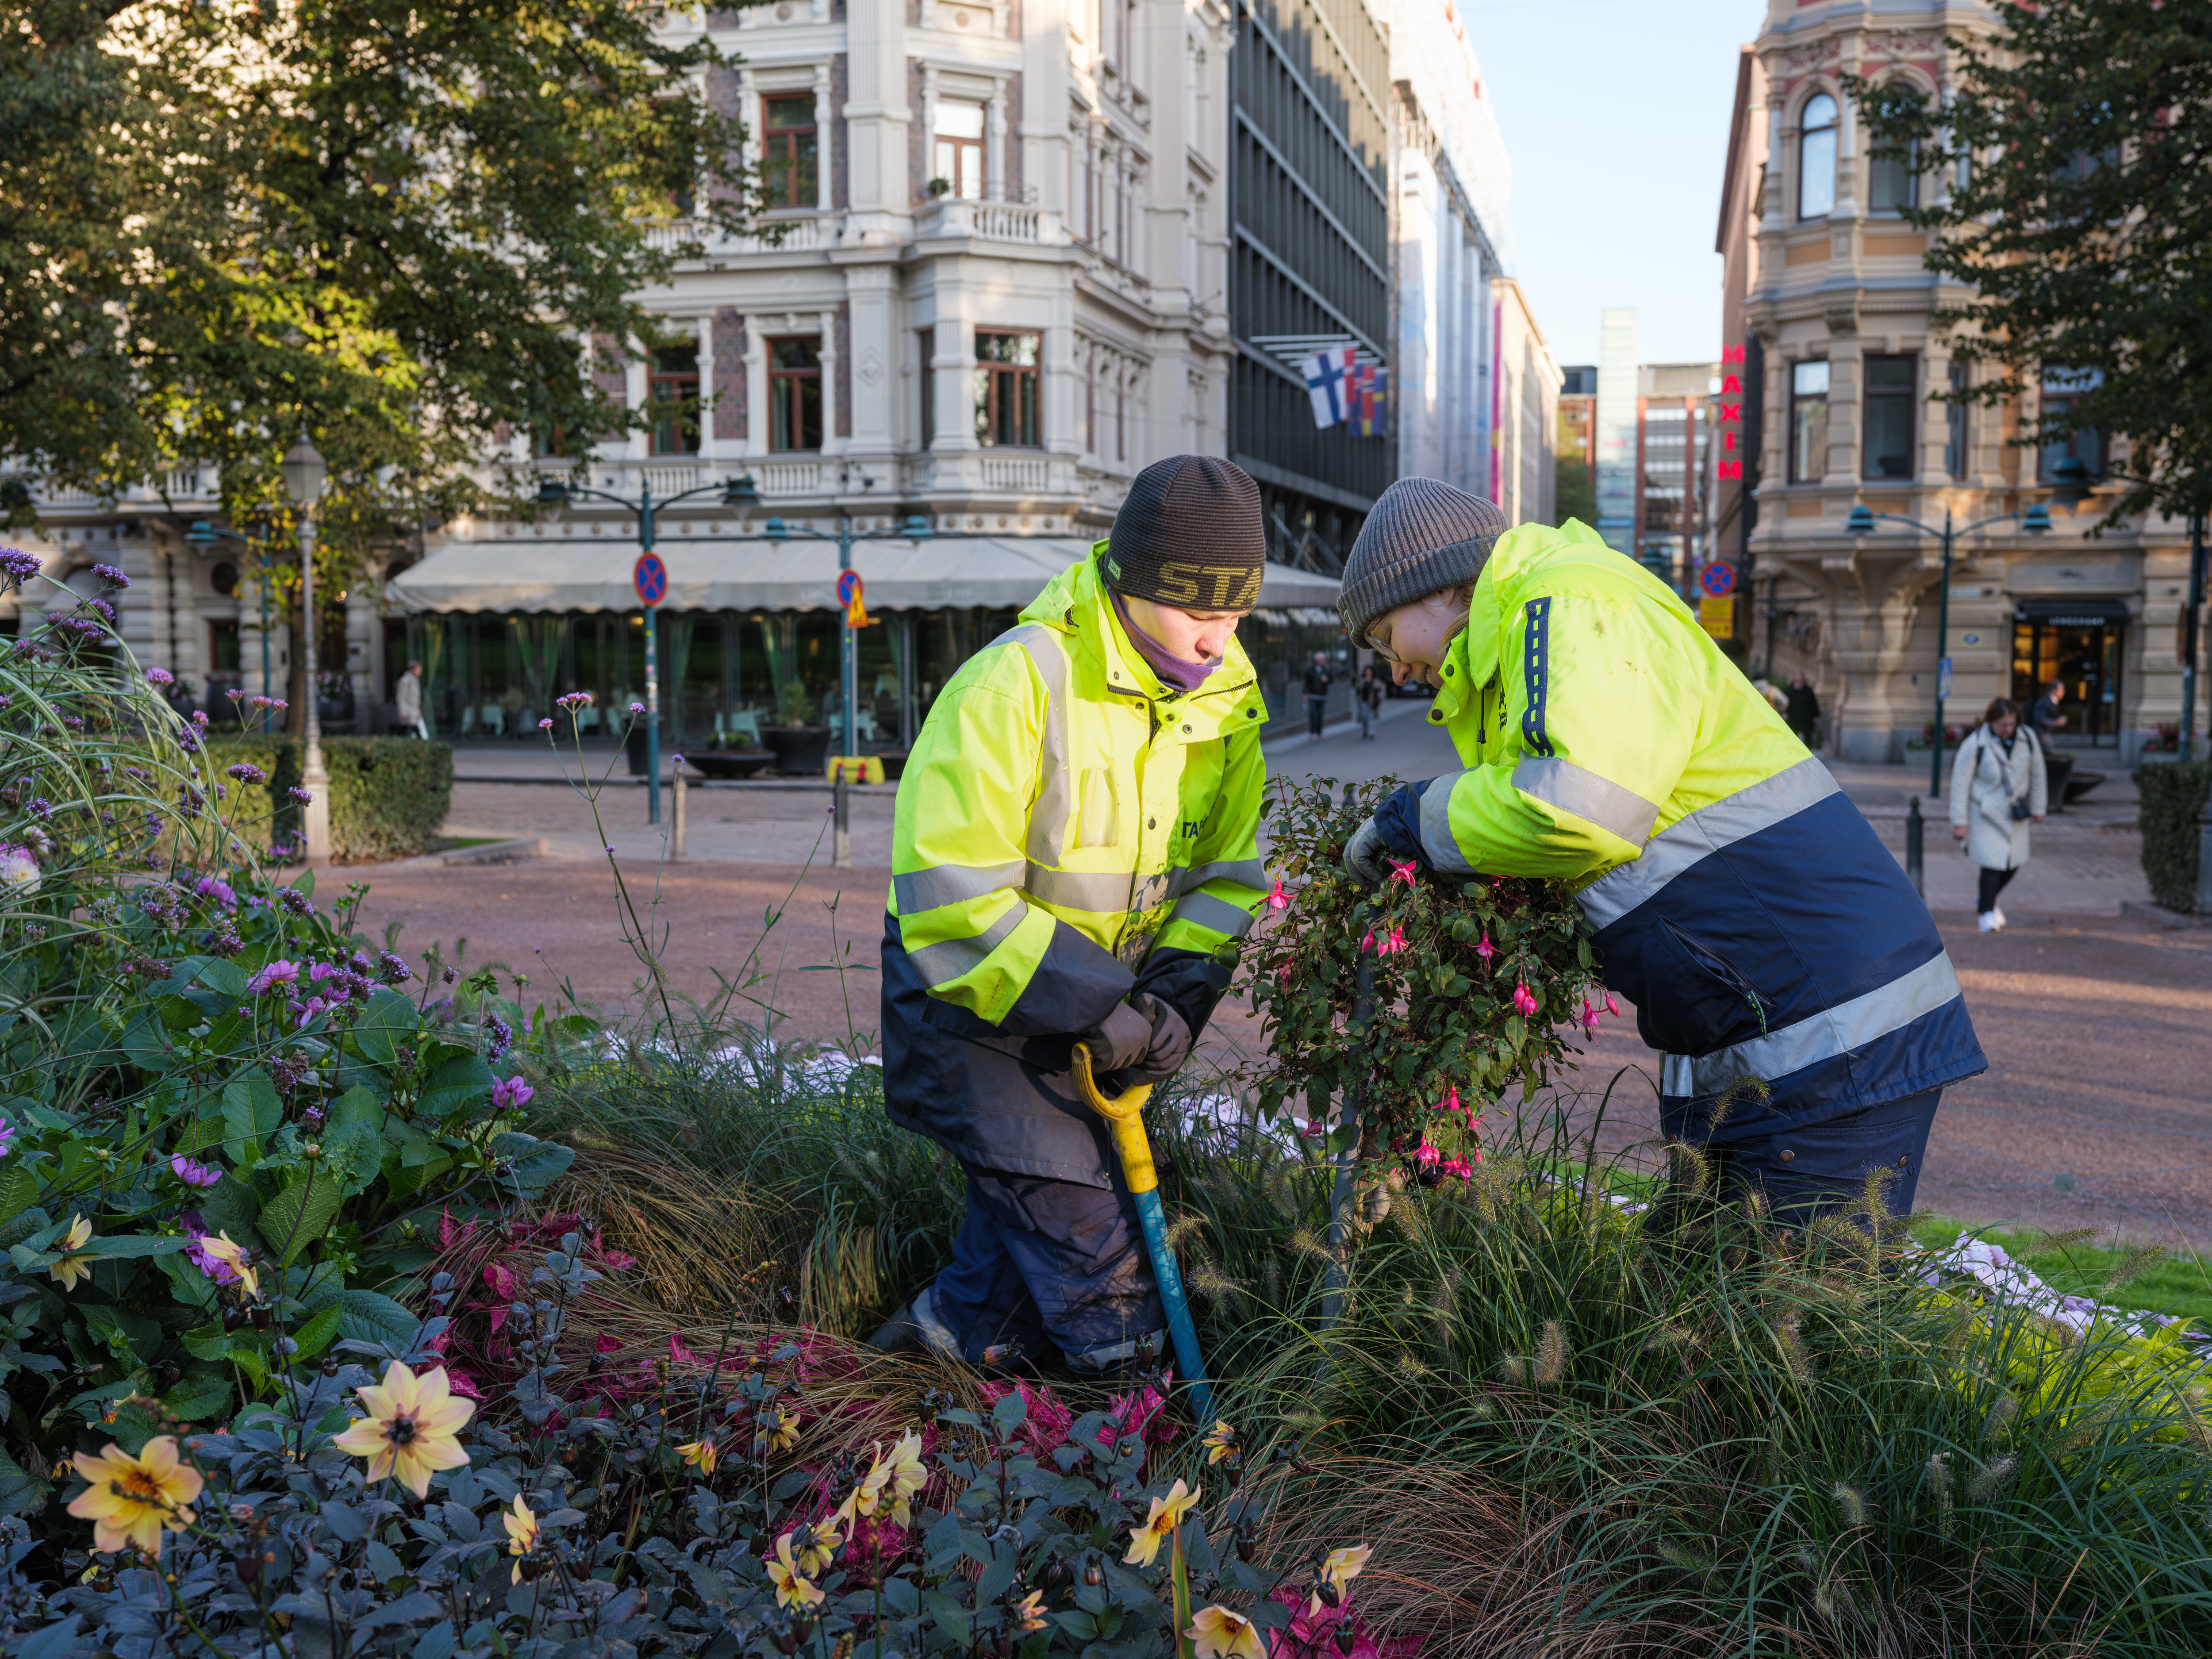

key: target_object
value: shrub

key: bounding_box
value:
[2137,758,2212,912]
[0,559,568,1512]
[201,735,454,861]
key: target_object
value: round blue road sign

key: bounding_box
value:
[1700,561,1736,599]
[634,551,668,607]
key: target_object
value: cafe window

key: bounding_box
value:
[918,327,936,449]
[975,331,1041,449]
[649,344,700,456]
[768,336,824,452]
[1862,354,1916,480]
[761,94,819,210]
[1799,92,1838,219]
[933,100,987,200]
[1790,359,1829,484]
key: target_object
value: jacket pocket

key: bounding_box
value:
[1077,768,1121,848]
[1641,918,1771,1056]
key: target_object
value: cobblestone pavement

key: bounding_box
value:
[347,714,2208,1245]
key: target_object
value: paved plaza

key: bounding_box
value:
[347,705,2212,1246]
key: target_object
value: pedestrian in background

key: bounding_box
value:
[1951,695,2045,933]
[396,660,428,738]
[1785,673,1821,749]
[2029,678,2066,747]
[1354,662,1383,740]
[1303,650,1333,738]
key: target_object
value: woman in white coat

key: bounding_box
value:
[1950,696,2047,931]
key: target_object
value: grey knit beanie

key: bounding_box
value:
[1337,479,1512,647]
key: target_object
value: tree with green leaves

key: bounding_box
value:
[2,0,756,632]
[1850,2,2212,526]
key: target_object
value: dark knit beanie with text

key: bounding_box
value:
[1101,455,1266,612]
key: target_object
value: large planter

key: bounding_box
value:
[2043,750,2075,813]
[764,725,832,776]
[624,720,661,776]
[687,750,776,780]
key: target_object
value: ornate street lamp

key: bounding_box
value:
[281,432,330,859]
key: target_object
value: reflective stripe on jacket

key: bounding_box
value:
[1378,518,1985,1137]
[881,547,1268,1182]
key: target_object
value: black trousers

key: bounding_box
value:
[1305,695,1327,737]
[1976,864,2018,913]
[1657,1088,1943,1231]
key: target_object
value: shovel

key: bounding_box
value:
[1070,1043,1215,1425]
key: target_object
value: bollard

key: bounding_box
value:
[1905,794,1924,898]
[2197,803,2212,918]
[834,768,851,869]
[672,758,687,863]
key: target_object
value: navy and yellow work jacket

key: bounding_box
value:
[880,550,1269,1185]
[1373,519,1985,1139]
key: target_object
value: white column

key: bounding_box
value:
[987,80,1009,200]
[738,69,760,176]
[743,319,767,460]
[814,61,834,214]
[921,66,941,193]
[697,310,719,463]
[818,307,842,457]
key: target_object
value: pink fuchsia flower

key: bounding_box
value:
[248,960,300,994]
[1362,925,1408,956]
[171,1154,221,1188]
[490,1075,534,1111]
[1413,1139,1440,1170]
[1475,932,1495,964]
[1512,982,1539,1018]
[1266,879,1290,911]
[1386,859,1418,887]
[1436,1085,1462,1119]
[1605,991,1621,1017]
[1581,997,1601,1036]
[146,666,175,687]
[1440,1156,1474,1181]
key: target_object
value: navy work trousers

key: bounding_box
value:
[929,1162,1166,1371]
[1689,1088,1943,1227]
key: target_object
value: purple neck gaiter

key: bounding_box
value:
[1109,590,1219,694]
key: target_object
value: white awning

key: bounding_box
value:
[387,534,1342,615]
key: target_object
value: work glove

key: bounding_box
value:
[1343,816,1390,885]
[1076,993,1192,1087]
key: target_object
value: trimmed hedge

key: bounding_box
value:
[204,735,454,861]
[2136,759,2212,912]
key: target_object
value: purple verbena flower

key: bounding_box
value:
[146,666,176,687]
[91,562,130,588]
[483,1013,514,1063]
[0,549,41,586]
[276,887,313,916]
[287,786,313,806]
[226,762,265,785]
[378,951,412,983]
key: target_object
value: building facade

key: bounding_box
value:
[1489,279,1560,529]
[1721,0,2197,764]
[1226,0,1392,568]
[1636,361,1720,594]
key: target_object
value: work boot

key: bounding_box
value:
[864,1285,958,1357]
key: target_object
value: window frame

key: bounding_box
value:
[918,327,936,450]
[766,335,825,453]
[760,92,820,211]
[974,330,1042,450]
[1790,359,1830,484]
[1866,82,1922,215]
[1798,92,1839,220]
[648,343,701,457]
[933,100,987,200]
[1860,353,1918,481]
[2038,369,2106,482]
[1944,359,1970,481]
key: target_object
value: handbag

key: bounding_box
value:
[2005,728,2036,821]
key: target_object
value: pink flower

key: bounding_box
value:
[1440,1156,1473,1181]
[292,995,329,1028]
[1581,997,1601,1036]
[1605,991,1620,1017]
[248,959,299,995]
[1266,879,1290,911]
[490,1075,534,1111]
[1512,981,1538,1018]
[170,1154,221,1188]
[1436,1085,1461,1119]
[1413,1139,1440,1170]
[1475,932,1495,963]
[1363,924,1408,956]
[1386,859,1417,887]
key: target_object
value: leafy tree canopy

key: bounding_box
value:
[0,0,756,571]
[1850,0,2212,525]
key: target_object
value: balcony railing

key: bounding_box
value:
[915,197,1059,245]
[641,213,835,257]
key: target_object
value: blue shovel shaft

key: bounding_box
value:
[1131,1185,1214,1426]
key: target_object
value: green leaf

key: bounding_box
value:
[0,1444,46,1517]
[488,1132,573,1198]
[220,1068,283,1167]
[256,1168,343,1266]
[197,1174,262,1244]
[184,957,251,1002]
[302,1286,419,1350]
[0,1163,37,1228]
[352,987,419,1070]
[164,1369,235,1423]
[417,1052,496,1120]
[182,1322,233,1363]
[291,1306,343,1360]
[79,1236,188,1261]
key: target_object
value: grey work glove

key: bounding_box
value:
[1343,816,1389,886]
[1122,992,1194,1087]
[1078,999,1155,1072]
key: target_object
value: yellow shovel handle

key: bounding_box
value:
[1071,1044,1159,1195]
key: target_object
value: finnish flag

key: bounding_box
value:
[1304,346,1356,429]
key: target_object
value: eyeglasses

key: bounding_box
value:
[1367,630,1402,666]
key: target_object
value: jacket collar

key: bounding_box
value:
[1020,546,1259,713]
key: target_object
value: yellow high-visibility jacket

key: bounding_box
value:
[1371,519,1983,1136]
[880,548,1268,1183]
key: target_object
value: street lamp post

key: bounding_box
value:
[1847,496,2052,799]
[764,512,934,866]
[2182,508,2207,762]
[538,470,762,827]
[280,434,331,858]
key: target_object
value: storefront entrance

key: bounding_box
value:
[2011,602,2128,746]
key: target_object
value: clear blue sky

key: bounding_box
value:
[1464,0,1755,369]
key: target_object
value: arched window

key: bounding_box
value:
[1799,93,1838,219]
